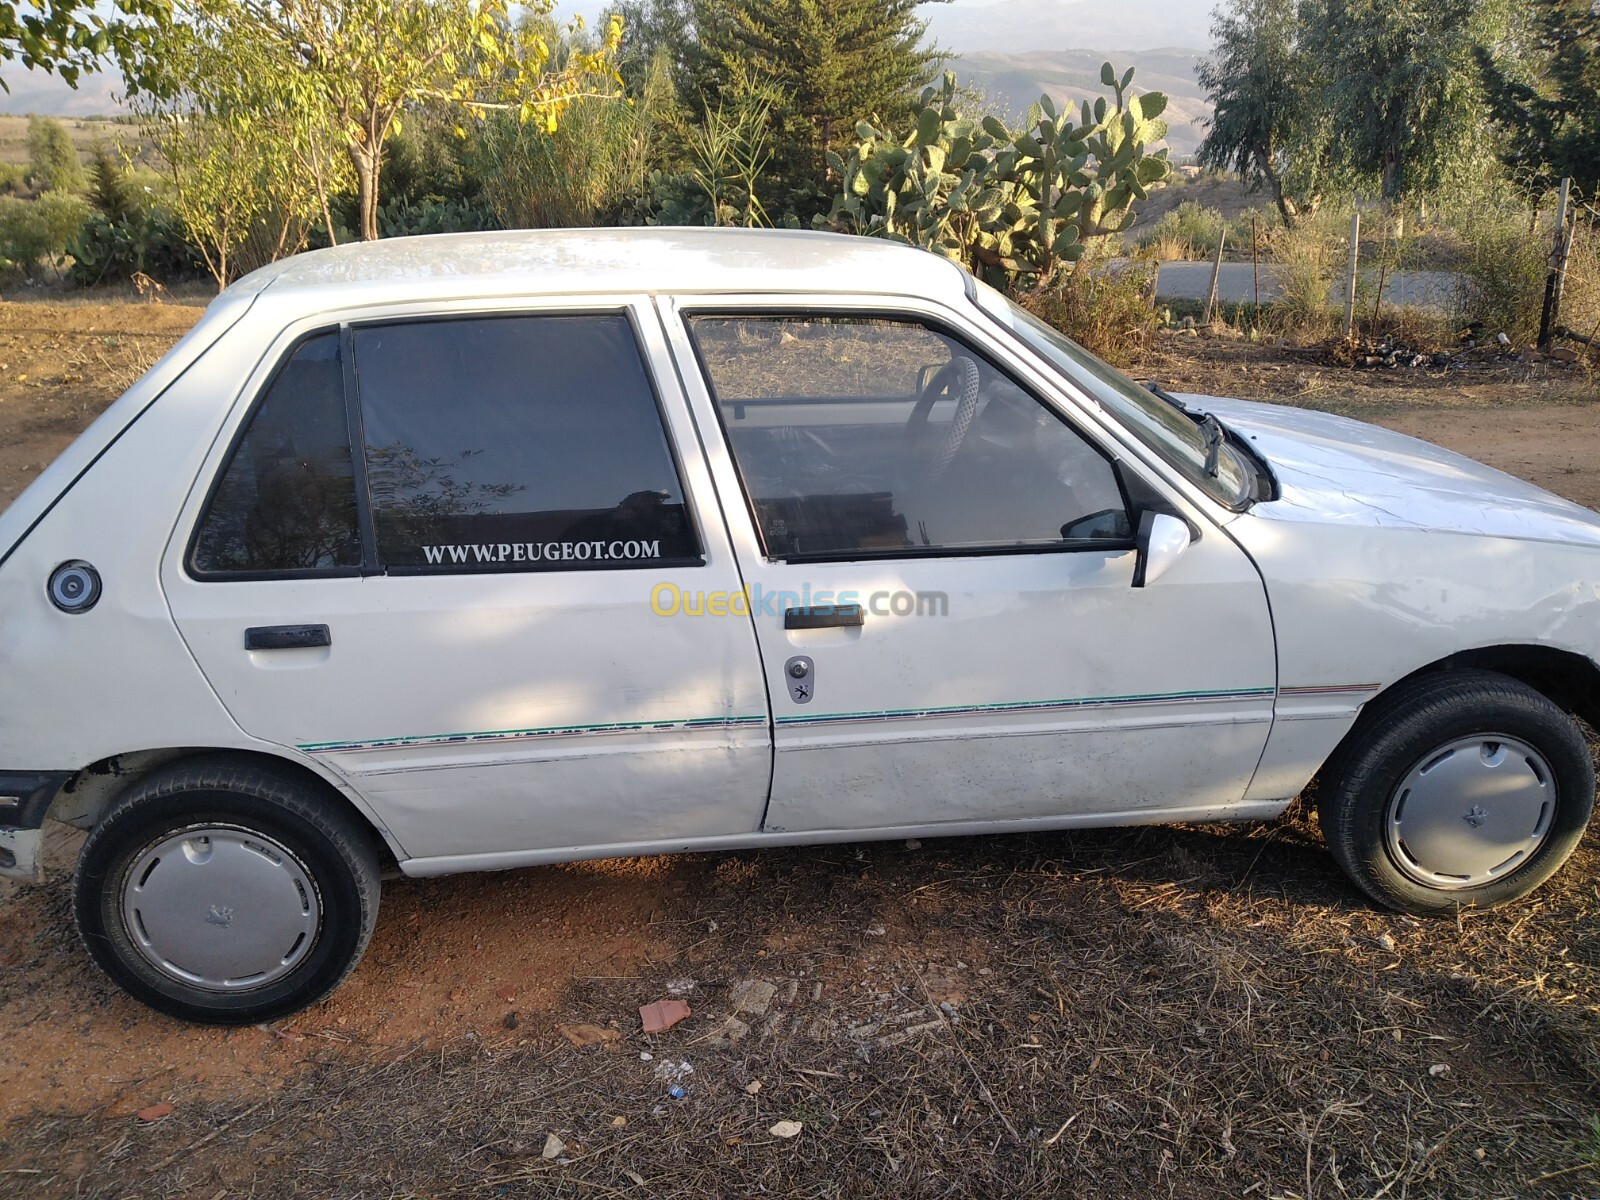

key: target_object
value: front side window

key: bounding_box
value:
[191,332,360,576]
[687,315,1131,560]
[352,314,700,573]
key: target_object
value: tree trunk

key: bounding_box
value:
[1256,148,1298,229]
[347,131,383,241]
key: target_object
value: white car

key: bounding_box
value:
[3,229,1596,1024]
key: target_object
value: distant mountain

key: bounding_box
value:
[925,0,1213,55]
[0,69,123,117]
[953,47,1209,158]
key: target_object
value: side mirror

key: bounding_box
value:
[1133,511,1193,588]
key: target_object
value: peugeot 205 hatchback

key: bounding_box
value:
[4,228,1599,1024]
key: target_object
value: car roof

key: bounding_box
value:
[226,227,974,312]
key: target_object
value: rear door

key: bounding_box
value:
[163,299,770,867]
[661,295,1277,835]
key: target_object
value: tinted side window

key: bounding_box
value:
[688,316,1131,559]
[191,332,360,576]
[352,315,698,572]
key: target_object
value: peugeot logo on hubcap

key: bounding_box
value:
[1463,806,1488,829]
[204,905,234,928]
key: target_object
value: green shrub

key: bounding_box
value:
[26,116,85,193]
[1452,210,1549,344]
[0,191,92,275]
[1015,259,1159,367]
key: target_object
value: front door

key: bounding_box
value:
[163,301,770,866]
[663,298,1276,835]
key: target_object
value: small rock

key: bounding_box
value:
[612,1115,627,1127]
[1429,1063,1451,1078]
[665,977,697,996]
[136,1102,174,1123]
[730,979,778,1016]
[639,1051,654,1062]
[541,1133,566,1160]
[1496,332,1511,347]
[709,1015,751,1045]
[769,1119,803,1139]
[1377,933,1396,952]
[904,839,922,850]
[504,1011,520,1030]
[745,1080,763,1095]
[865,923,886,937]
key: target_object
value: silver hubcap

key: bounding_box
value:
[120,824,321,991]
[1384,734,1555,889]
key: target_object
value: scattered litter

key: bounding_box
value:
[1429,1063,1451,1078]
[667,1084,687,1100]
[639,1051,653,1062]
[557,1023,621,1049]
[136,1102,174,1123]
[769,1120,803,1139]
[612,1115,627,1127]
[665,977,697,996]
[1377,933,1397,952]
[652,1059,695,1087]
[624,1169,646,1185]
[865,923,886,937]
[745,1080,763,1095]
[541,1133,566,1160]
[640,999,692,1034]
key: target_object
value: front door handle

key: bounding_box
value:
[783,605,864,630]
[244,624,331,650]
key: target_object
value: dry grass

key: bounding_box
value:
[7,807,1600,1198]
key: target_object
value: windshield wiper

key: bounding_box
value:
[1142,380,1188,411]
[1198,412,1225,478]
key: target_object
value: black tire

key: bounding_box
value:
[1318,669,1595,914]
[73,755,381,1024]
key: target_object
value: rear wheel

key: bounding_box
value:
[1318,669,1595,914]
[74,756,381,1024]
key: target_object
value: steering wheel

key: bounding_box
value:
[902,356,981,484]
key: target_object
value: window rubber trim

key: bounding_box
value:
[184,326,365,582]
[680,308,1136,564]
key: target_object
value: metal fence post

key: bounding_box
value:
[1203,227,1227,326]
[1538,177,1573,350]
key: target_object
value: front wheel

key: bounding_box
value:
[1318,669,1595,914]
[74,756,381,1024]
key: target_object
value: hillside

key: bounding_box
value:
[955,47,1210,158]
[925,0,1213,53]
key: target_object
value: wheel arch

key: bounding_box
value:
[44,747,400,867]
[1322,644,1600,782]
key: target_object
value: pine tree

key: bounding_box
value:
[694,0,945,211]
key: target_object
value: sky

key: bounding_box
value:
[0,0,1219,116]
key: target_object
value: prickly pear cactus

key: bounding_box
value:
[823,64,1171,288]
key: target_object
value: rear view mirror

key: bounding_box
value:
[1133,512,1193,588]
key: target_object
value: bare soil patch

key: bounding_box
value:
[3,302,1600,1197]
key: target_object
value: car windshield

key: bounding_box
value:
[974,283,1254,508]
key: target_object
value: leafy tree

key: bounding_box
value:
[1299,0,1506,205]
[0,189,90,274]
[694,0,945,211]
[145,0,624,241]
[1477,0,1600,194]
[0,0,169,89]
[1196,0,1322,226]
[27,114,84,191]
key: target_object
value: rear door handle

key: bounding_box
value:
[244,624,331,650]
[783,605,864,630]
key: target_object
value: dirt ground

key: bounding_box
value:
[3,299,1600,1198]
